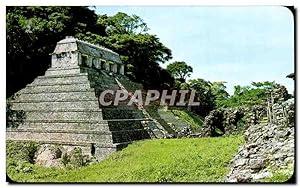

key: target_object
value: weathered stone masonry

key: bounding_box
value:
[226,98,294,182]
[51,36,125,75]
[6,36,159,161]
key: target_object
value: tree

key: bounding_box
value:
[220,81,283,108]
[210,81,229,108]
[7,6,106,97]
[251,81,276,90]
[98,12,149,35]
[80,12,174,89]
[166,61,193,83]
[7,8,174,97]
[182,78,215,116]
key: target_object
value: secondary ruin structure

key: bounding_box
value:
[6,36,166,160]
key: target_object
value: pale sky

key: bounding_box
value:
[94,6,294,95]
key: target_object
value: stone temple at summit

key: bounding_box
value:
[6,36,167,160]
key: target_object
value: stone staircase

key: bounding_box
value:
[157,108,192,137]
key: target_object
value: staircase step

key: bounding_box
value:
[7,119,150,132]
[92,84,120,90]
[11,100,99,111]
[107,119,146,131]
[17,91,96,102]
[19,84,92,94]
[102,108,144,119]
[7,128,112,134]
[112,129,150,143]
[30,74,89,86]
[10,119,107,123]
[7,128,148,144]
[38,73,88,78]
[47,66,81,71]
[101,105,137,110]
[6,129,112,143]
[8,121,109,131]
[24,111,103,121]
[45,67,81,76]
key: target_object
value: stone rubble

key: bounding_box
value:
[225,98,294,182]
[34,144,97,168]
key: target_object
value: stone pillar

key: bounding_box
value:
[105,62,110,71]
[86,56,93,67]
[120,64,125,75]
[51,54,57,67]
[93,58,101,70]
[112,64,118,73]
[78,53,82,66]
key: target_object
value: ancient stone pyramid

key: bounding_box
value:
[6,36,158,160]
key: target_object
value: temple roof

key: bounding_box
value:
[53,36,122,64]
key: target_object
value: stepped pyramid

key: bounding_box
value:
[6,36,161,160]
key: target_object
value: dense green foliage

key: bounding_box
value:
[179,79,282,116]
[210,81,230,108]
[6,141,40,176]
[82,12,174,89]
[166,61,193,83]
[7,136,243,182]
[180,78,223,116]
[6,101,26,128]
[219,81,277,108]
[7,7,174,97]
[7,6,106,97]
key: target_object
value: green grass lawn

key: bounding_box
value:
[8,136,243,183]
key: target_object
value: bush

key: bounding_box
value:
[61,147,94,169]
[6,100,26,128]
[6,141,40,180]
[69,148,84,168]
[6,141,39,164]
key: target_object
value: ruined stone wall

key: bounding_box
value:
[226,98,294,182]
[200,105,265,137]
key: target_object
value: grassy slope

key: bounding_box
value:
[8,136,243,183]
[171,109,204,131]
